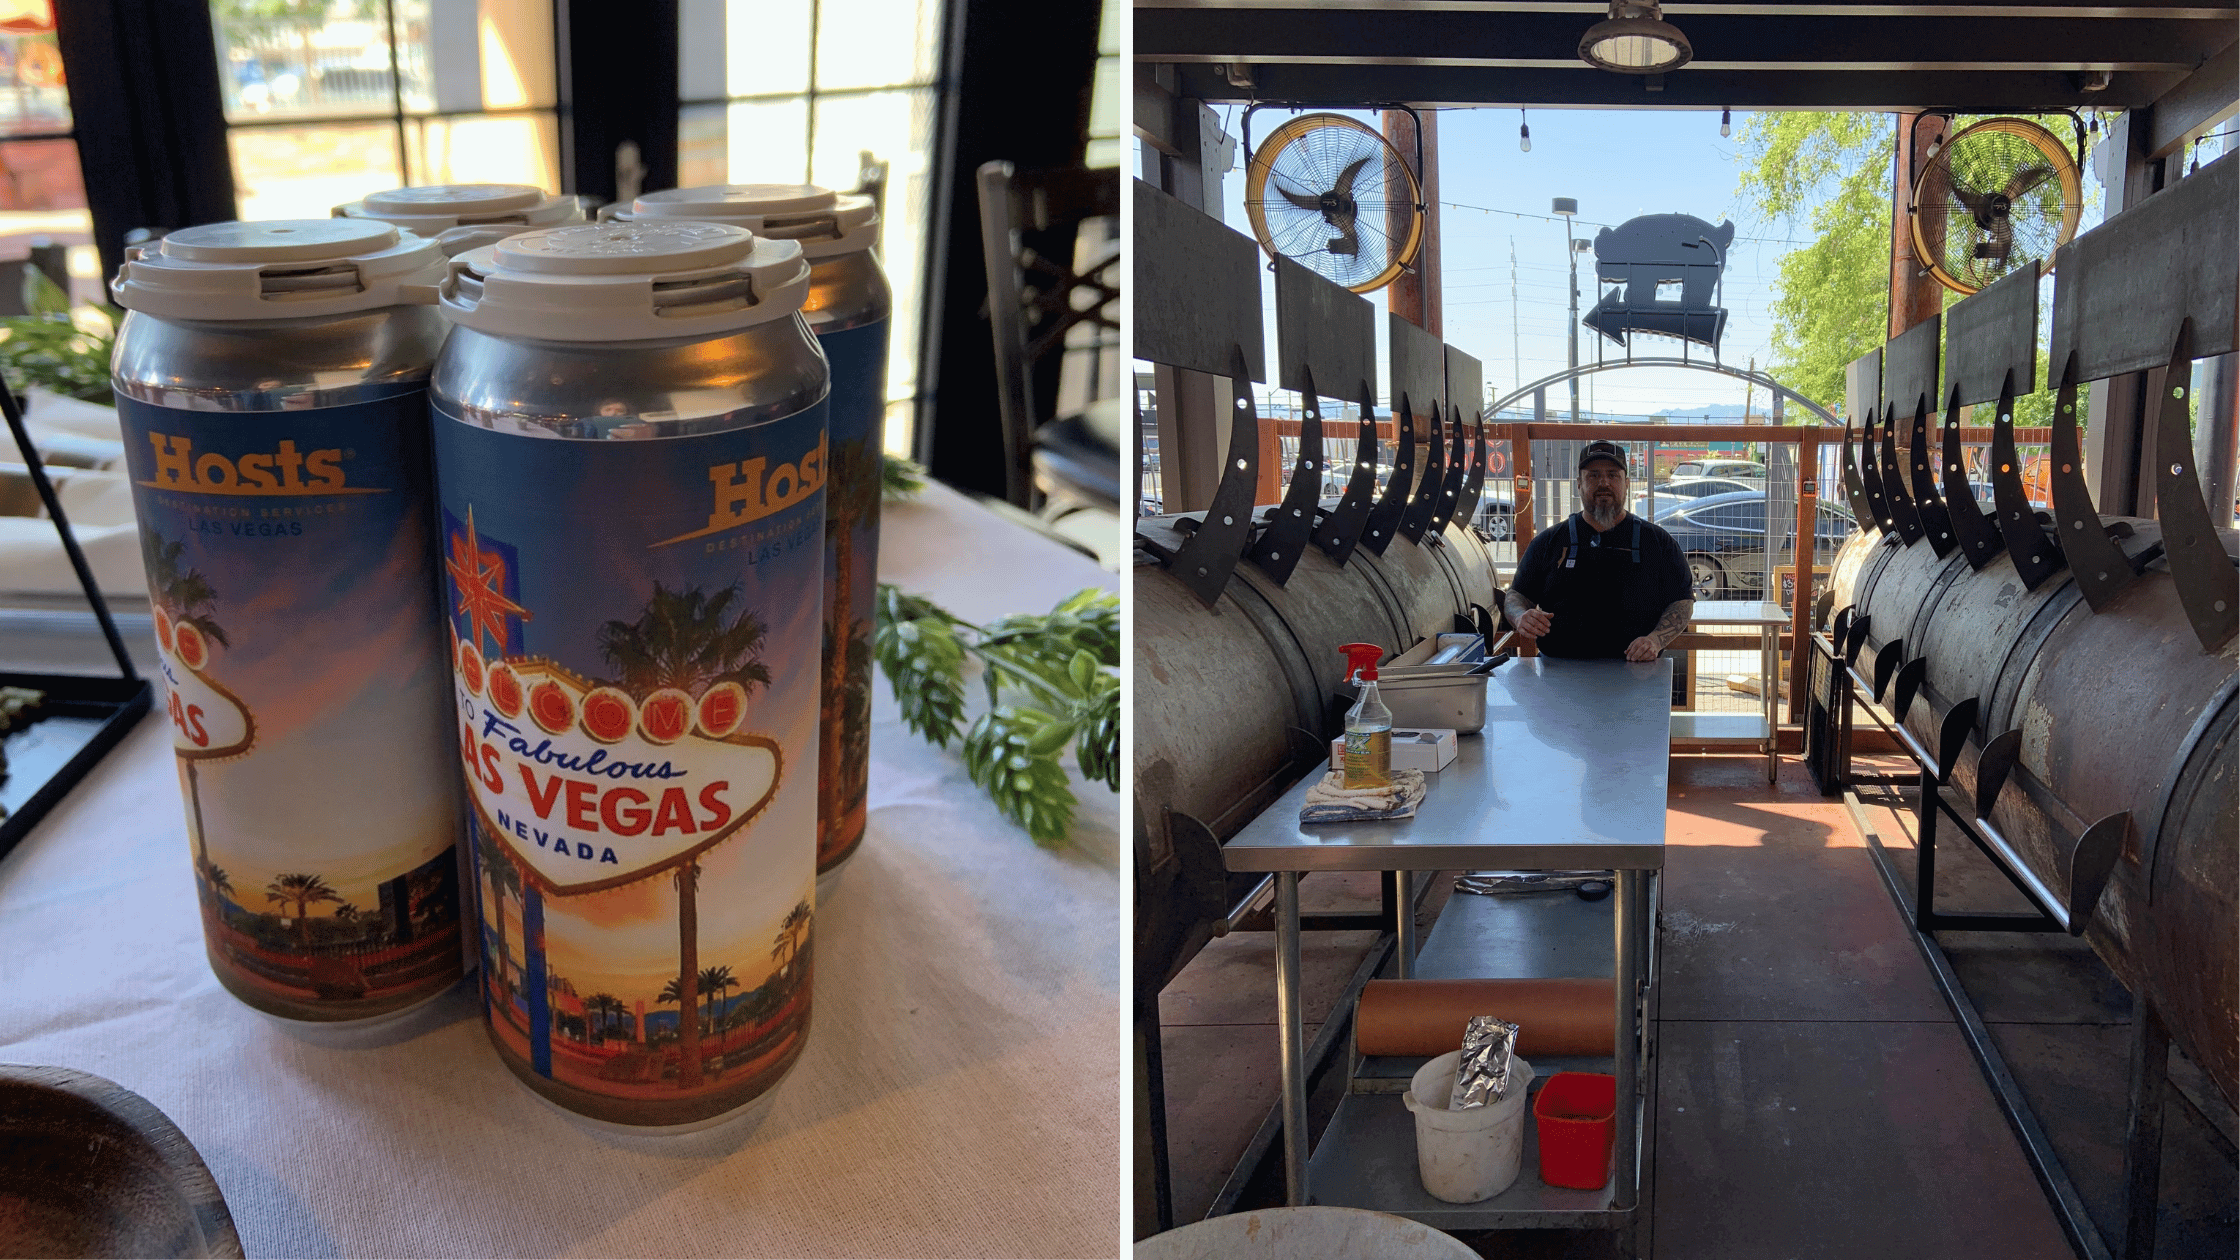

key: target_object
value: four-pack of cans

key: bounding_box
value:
[107,181,889,1131]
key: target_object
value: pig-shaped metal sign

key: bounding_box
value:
[1583,213,1734,350]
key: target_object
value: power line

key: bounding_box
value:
[1438,198,1808,248]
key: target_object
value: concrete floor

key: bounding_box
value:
[1151,753,2236,1257]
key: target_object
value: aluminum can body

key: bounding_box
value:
[431,319,829,1129]
[111,305,468,1024]
[801,247,890,888]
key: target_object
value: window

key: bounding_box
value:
[0,2,96,306]
[1085,0,1119,168]
[677,0,948,455]
[210,0,561,221]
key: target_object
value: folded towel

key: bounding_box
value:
[1300,768,1427,823]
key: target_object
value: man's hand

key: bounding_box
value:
[1515,607,1554,639]
[1624,636,1661,662]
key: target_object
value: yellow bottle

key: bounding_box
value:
[1339,642,1392,790]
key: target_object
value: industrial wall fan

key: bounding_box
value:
[1909,116,2083,295]
[1244,113,1424,293]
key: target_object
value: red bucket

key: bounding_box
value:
[1533,1071,1616,1189]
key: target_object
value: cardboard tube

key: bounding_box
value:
[1355,978,1615,1057]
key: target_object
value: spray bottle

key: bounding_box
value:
[1338,643,1393,790]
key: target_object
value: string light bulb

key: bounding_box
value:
[1720,107,1731,137]
[1519,110,1532,152]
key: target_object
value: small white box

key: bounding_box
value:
[1330,727,1460,774]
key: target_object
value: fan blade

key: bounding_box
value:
[2003,164,2054,201]
[1328,228,1360,257]
[1277,184,1323,212]
[1332,154,1373,198]
[1947,177,1992,227]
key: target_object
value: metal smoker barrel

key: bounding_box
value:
[1134,515,1497,844]
[1830,526,2238,1105]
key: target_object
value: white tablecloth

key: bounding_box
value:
[0,481,1121,1259]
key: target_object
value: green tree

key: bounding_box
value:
[1736,112,1893,416]
[598,583,772,700]
[698,965,737,1045]
[143,532,230,650]
[1740,112,2093,430]
[264,872,341,946]
[477,843,521,1000]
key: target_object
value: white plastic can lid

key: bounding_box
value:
[336,183,585,256]
[614,183,877,259]
[110,219,446,321]
[439,220,810,343]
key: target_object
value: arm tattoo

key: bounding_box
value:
[1646,598,1694,651]
[1503,588,1537,623]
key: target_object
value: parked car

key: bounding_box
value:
[1472,490,1517,541]
[1633,476,1759,515]
[1671,458,1766,481]
[1655,490,1860,598]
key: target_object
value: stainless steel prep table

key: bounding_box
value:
[1675,599,1787,783]
[1223,655,1670,1235]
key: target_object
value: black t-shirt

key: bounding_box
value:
[1510,512,1693,659]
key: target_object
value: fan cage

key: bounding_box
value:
[1243,112,1425,294]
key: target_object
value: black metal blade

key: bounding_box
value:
[1974,728,2022,819]
[1427,402,1470,536]
[2153,321,2240,650]
[1940,384,2005,570]
[1166,344,1265,608]
[1988,370,2064,590]
[1399,399,1446,543]
[1857,407,1894,536]
[1908,398,1957,557]
[1313,379,1381,565]
[2046,352,2135,610]
[1872,638,1904,704]
[1246,363,1327,584]
[1879,403,1926,544]
[1936,697,1979,784]
[1892,656,1928,723]
[2066,812,2131,936]
[1362,392,1417,555]
[1839,416,1875,530]
[1451,408,1489,535]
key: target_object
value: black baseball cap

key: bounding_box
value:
[1578,440,1628,472]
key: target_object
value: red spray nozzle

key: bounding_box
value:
[1340,642,1384,682]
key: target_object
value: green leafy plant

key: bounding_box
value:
[0,271,119,406]
[873,583,1119,845]
[882,453,928,501]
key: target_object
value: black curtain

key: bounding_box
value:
[54,0,236,284]
[916,0,1102,496]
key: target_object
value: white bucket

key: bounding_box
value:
[1135,1207,1476,1260]
[1402,1049,1536,1203]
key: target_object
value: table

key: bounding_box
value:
[1221,656,1669,1237]
[1676,599,1786,783]
[0,481,1121,1260]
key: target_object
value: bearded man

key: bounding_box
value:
[1502,439,1695,662]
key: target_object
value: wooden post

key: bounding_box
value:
[1790,428,1820,725]
[1256,401,1283,504]
[1889,112,1949,341]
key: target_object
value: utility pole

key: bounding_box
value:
[1554,197,1580,422]
[1509,236,1520,393]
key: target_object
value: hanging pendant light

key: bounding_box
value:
[1720,107,1731,137]
[1579,1,1692,75]
[1519,110,1532,152]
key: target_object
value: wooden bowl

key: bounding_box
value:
[0,1065,242,1258]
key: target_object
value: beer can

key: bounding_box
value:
[430,220,827,1130]
[336,183,584,257]
[611,186,889,891]
[109,220,465,1025]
